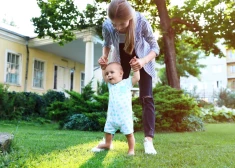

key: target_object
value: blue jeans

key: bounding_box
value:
[139,68,155,138]
[120,43,155,138]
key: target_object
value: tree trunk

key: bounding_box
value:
[154,0,180,89]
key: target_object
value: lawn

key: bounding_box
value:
[0,121,235,168]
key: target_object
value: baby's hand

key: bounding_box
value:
[129,57,139,72]
[98,56,108,66]
[129,56,137,65]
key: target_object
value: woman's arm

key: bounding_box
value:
[98,47,110,70]
[130,51,156,71]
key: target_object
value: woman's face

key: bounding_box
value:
[112,19,130,33]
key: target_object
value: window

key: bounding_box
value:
[228,50,235,59]
[214,81,222,89]
[217,81,222,88]
[232,80,235,89]
[70,69,74,91]
[5,52,21,85]
[54,66,57,89]
[81,72,85,93]
[230,66,235,73]
[33,60,44,88]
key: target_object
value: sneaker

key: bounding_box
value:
[143,137,157,155]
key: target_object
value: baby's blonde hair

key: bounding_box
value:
[107,62,123,72]
[108,0,135,55]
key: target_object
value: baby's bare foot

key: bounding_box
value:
[128,150,135,156]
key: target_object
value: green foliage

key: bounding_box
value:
[154,84,203,132]
[201,106,235,123]
[48,81,109,131]
[80,81,95,101]
[1,121,235,167]
[32,0,106,45]
[158,34,206,80]
[133,84,204,132]
[47,101,75,121]
[197,100,214,109]
[63,112,106,131]
[63,114,94,130]
[0,86,66,120]
[0,84,11,119]
[0,91,45,120]
[96,80,108,95]
[171,0,235,54]
[216,88,235,108]
[43,90,66,108]
[132,97,143,131]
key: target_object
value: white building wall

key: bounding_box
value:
[180,54,227,102]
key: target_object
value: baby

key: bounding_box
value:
[92,60,140,155]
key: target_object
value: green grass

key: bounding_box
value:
[1,121,235,168]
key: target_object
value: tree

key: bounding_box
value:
[32,0,106,45]
[158,34,206,85]
[32,0,235,89]
[126,0,235,89]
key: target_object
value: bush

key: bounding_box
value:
[63,114,93,130]
[133,84,204,132]
[197,100,214,109]
[216,88,235,108]
[42,90,66,108]
[47,80,109,131]
[0,84,13,119]
[201,106,235,123]
[62,112,106,131]
[47,101,75,121]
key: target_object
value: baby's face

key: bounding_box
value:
[105,64,123,84]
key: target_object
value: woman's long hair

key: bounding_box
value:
[108,0,135,55]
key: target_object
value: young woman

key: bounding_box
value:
[98,0,160,154]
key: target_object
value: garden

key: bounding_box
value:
[0,82,235,167]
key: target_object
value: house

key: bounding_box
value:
[0,24,103,94]
[226,49,235,89]
[180,45,235,103]
[180,54,227,102]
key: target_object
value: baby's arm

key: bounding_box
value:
[132,70,140,86]
[102,68,108,83]
[130,57,140,86]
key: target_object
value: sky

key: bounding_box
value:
[0,0,180,37]
[0,0,95,36]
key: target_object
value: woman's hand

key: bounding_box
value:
[129,57,147,71]
[98,56,108,70]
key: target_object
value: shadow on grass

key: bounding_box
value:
[80,151,109,168]
[18,140,133,168]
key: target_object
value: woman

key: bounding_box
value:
[98,0,160,154]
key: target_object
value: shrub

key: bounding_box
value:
[47,80,109,131]
[132,98,142,131]
[47,101,75,121]
[216,88,235,108]
[201,106,235,123]
[42,90,66,107]
[63,114,93,130]
[0,84,12,119]
[62,112,106,131]
[133,84,204,132]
